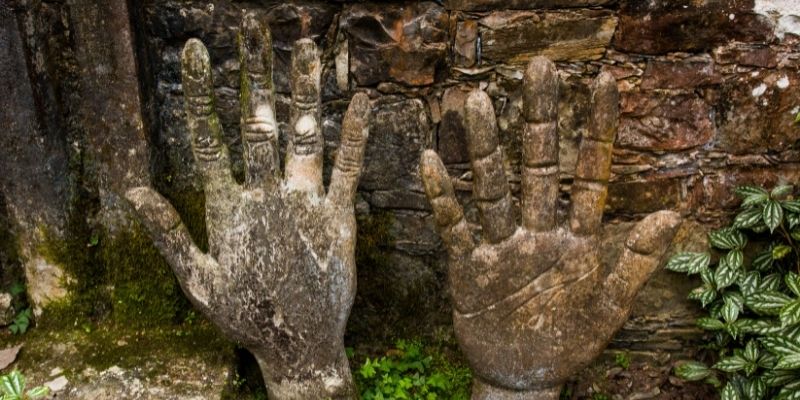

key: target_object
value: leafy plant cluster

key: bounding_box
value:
[669,185,800,400]
[355,340,471,400]
[6,282,31,335]
[0,370,48,400]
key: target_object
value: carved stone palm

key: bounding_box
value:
[420,58,682,399]
[125,14,366,400]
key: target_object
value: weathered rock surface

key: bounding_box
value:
[614,0,774,54]
[617,92,715,151]
[480,10,617,64]
[0,3,70,312]
[341,2,449,86]
[715,69,800,154]
[61,364,226,400]
[445,0,614,11]
[0,293,12,326]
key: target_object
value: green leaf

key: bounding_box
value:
[761,274,784,291]
[697,317,726,331]
[789,214,800,230]
[764,200,784,233]
[773,185,794,198]
[666,252,710,274]
[752,250,775,271]
[689,285,718,307]
[716,261,740,290]
[761,336,800,356]
[787,273,800,297]
[714,355,748,372]
[26,386,49,399]
[725,292,745,310]
[735,206,765,229]
[673,361,712,381]
[742,377,767,400]
[739,272,761,296]
[737,186,770,207]
[744,340,761,362]
[783,300,800,327]
[774,245,793,260]
[725,249,745,270]
[777,354,800,369]
[762,369,799,386]
[737,319,783,335]
[709,228,748,250]
[723,296,741,323]
[721,381,740,400]
[747,291,792,315]
[783,200,800,213]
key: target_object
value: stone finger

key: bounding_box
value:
[521,57,559,232]
[238,12,280,189]
[284,39,323,197]
[181,39,237,199]
[465,89,516,243]
[570,71,618,235]
[327,93,370,208]
[125,186,219,310]
[420,150,475,258]
[603,210,682,309]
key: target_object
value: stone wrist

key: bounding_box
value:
[472,378,561,400]
[255,348,357,400]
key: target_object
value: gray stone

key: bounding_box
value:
[419,58,681,399]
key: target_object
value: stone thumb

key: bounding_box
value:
[602,210,682,308]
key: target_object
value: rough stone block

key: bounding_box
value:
[445,0,614,11]
[480,10,617,64]
[360,97,431,195]
[640,57,722,90]
[618,92,715,151]
[614,0,774,54]
[341,2,449,86]
[715,70,800,154]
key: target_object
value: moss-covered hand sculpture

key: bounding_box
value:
[125,14,368,400]
[420,57,682,399]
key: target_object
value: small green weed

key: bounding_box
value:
[0,370,49,400]
[356,340,471,400]
[9,309,31,335]
[614,352,630,370]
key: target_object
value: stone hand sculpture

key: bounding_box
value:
[420,57,682,400]
[125,14,368,400]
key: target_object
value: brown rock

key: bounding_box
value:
[715,70,800,154]
[607,177,684,216]
[341,2,449,86]
[618,92,715,151]
[454,20,478,68]
[614,0,774,55]
[714,44,779,68]
[445,0,614,11]
[640,58,722,90]
[480,10,617,64]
